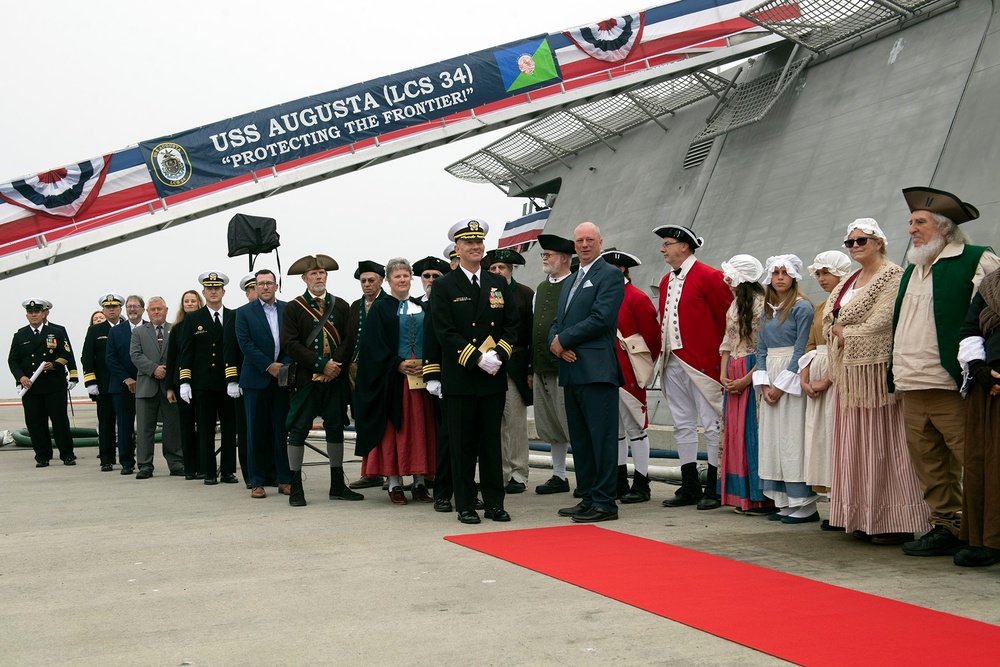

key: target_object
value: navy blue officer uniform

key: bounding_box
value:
[8,299,76,466]
[82,293,124,470]
[430,218,519,523]
[178,271,239,484]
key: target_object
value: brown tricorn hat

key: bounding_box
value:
[288,254,339,275]
[903,187,980,225]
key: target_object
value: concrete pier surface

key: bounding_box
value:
[1,402,997,666]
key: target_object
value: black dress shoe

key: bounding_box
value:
[135,469,152,480]
[100,464,114,472]
[504,480,526,494]
[474,498,485,510]
[572,507,619,523]
[35,460,49,468]
[120,466,134,475]
[662,491,702,507]
[62,458,77,466]
[557,502,593,517]
[169,470,186,477]
[185,474,198,480]
[195,472,206,480]
[457,510,481,524]
[433,498,453,513]
[696,496,722,510]
[535,475,570,494]
[220,473,239,484]
[204,477,219,485]
[484,508,511,522]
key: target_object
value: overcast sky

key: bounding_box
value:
[1,0,640,396]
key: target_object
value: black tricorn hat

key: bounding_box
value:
[289,254,339,275]
[537,234,574,255]
[412,256,450,276]
[652,224,704,249]
[601,248,641,269]
[354,260,385,280]
[903,187,980,225]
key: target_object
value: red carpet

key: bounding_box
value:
[446,525,1000,666]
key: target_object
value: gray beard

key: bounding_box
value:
[907,235,946,267]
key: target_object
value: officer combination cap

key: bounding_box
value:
[288,254,339,275]
[537,234,575,255]
[98,293,125,307]
[448,217,489,241]
[902,186,980,225]
[653,224,704,249]
[444,244,459,260]
[199,271,229,287]
[41,299,53,310]
[482,248,525,268]
[239,274,257,292]
[22,299,45,312]
[413,256,450,276]
[354,260,386,280]
[601,248,641,268]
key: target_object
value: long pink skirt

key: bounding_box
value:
[828,388,928,533]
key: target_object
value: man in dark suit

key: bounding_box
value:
[178,272,239,485]
[234,269,292,499]
[106,295,145,475]
[282,254,362,507]
[430,218,519,524]
[130,296,184,478]
[8,299,76,466]
[82,293,125,471]
[550,222,626,522]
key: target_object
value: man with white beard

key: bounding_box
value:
[890,187,1000,557]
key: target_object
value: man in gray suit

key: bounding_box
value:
[130,296,184,479]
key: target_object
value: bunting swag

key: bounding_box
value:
[0,155,111,219]
[565,14,644,63]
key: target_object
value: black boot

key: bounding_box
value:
[662,462,703,507]
[329,467,364,501]
[616,464,630,499]
[697,465,721,510]
[621,471,651,504]
[289,470,307,507]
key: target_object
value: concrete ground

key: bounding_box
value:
[1,402,998,666]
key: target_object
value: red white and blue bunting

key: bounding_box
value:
[0,155,111,219]
[564,13,645,63]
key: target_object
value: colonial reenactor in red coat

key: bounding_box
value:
[654,225,733,509]
[602,249,661,503]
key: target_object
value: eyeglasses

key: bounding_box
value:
[359,277,379,284]
[421,272,441,279]
[540,252,557,259]
[843,237,874,248]
[255,281,276,288]
[661,241,682,248]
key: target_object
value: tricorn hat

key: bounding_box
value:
[537,234,574,255]
[482,248,525,269]
[601,248,641,269]
[653,224,704,250]
[289,254,339,275]
[902,187,980,225]
[413,256,450,276]
[354,260,386,280]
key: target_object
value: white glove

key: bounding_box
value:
[87,385,99,396]
[477,350,501,375]
[426,380,442,398]
[67,381,77,390]
[227,382,243,399]
[180,383,192,404]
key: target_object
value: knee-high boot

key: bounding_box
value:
[289,470,307,507]
[697,465,721,510]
